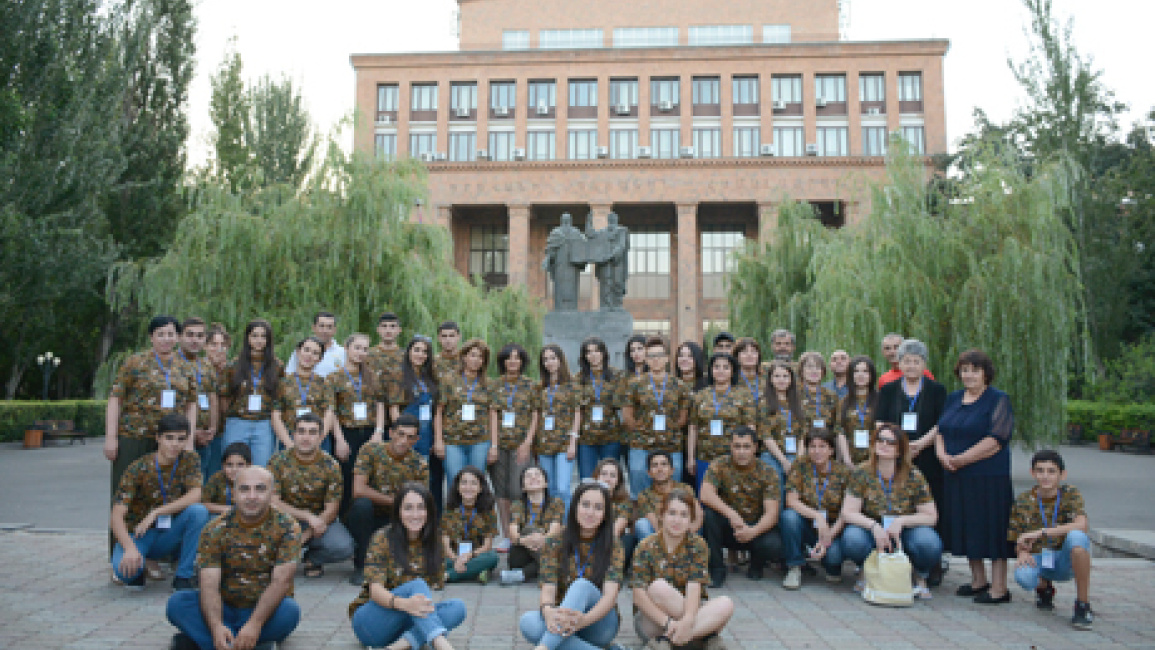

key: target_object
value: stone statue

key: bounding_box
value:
[542,212,585,310]
[588,212,629,311]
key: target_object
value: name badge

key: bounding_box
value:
[1041,548,1056,570]
[156,515,172,529]
[353,402,368,420]
[247,394,262,412]
[543,415,556,431]
[902,412,918,432]
[882,515,897,530]
[814,510,827,525]
[419,404,432,421]
[813,418,826,429]
[709,419,723,436]
[458,542,473,556]
[197,393,210,410]
[161,390,176,409]
[653,414,666,431]
[502,411,516,428]
[854,429,870,449]
[784,436,798,454]
[461,404,476,421]
[296,407,310,417]
[591,406,604,423]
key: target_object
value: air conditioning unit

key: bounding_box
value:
[494,105,510,116]
[772,100,787,110]
[805,143,819,156]
[614,104,631,115]
[815,97,827,108]
[866,107,882,116]
[376,115,393,125]
[476,149,490,160]
[658,99,674,111]
[759,143,776,156]
[418,152,435,162]
[679,146,695,158]
[536,102,549,115]
[595,146,609,158]
[512,147,526,160]
[455,107,471,118]
[637,146,652,158]
[434,152,447,161]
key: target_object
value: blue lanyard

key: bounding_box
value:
[813,461,831,506]
[878,470,894,513]
[251,366,263,394]
[546,384,557,412]
[528,499,544,527]
[461,506,476,539]
[589,372,603,402]
[464,374,479,402]
[156,455,180,504]
[741,371,760,402]
[856,399,869,427]
[225,484,232,506]
[650,374,668,408]
[711,384,731,416]
[782,408,792,431]
[296,374,312,405]
[1037,490,1061,529]
[575,543,594,579]
[179,350,202,389]
[505,379,519,409]
[415,378,428,396]
[154,352,172,390]
[905,378,923,412]
[345,368,362,400]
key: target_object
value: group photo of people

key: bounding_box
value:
[104,312,1096,650]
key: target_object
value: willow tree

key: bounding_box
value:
[104,148,543,385]
[729,143,1086,447]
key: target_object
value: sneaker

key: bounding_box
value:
[495,537,511,553]
[348,568,365,586]
[124,572,146,592]
[169,633,199,650]
[702,633,728,650]
[500,569,525,586]
[912,585,933,600]
[478,569,490,585]
[171,577,196,591]
[782,566,802,590]
[1071,601,1094,630]
[1035,584,1055,611]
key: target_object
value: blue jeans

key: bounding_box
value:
[842,524,943,578]
[196,435,223,483]
[779,508,845,575]
[445,441,491,489]
[634,517,657,539]
[112,504,209,581]
[1014,530,1091,591]
[223,418,275,467]
[539,452,574,509]
[167,590,299,650]
[578,442,622,479]
[351,578,466,648]
[519,578,620,650]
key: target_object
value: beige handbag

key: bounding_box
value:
[862,545,914,607]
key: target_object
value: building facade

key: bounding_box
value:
[351,0,949,345]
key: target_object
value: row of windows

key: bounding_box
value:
[377,126,927,160]
[500,24,794,50]
[377,73,923,113]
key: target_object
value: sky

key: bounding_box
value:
[184,0,1155,167]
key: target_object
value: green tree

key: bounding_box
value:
[246,74,317,189]
[209,38,250,190]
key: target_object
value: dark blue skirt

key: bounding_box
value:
[942,473,1014,559]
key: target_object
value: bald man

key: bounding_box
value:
[166,466,303,650]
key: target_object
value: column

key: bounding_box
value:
[680,74,693,151]
[757,201,779,243]
[638,76,651,147]
[720,74,734,157]
[675,202,699,345]
[398,82,412,156]
[436,81,450,157]
[802,71,817,150]
[508,204,531,287]
[847,71,862,156]
[588,203,613,311]
[476,79,489,157]
[885,70,901,136]
[556,77,569,160]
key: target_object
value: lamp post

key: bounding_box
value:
[37,352,61,401]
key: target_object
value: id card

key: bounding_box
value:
[854,429,870,449]
[461,404,476,421]
[161,389,176,409]
[247,394,262,412]
[814,511,827,525]
[653,414,666,431]
[197,393,210,410]
[710,419,723,436]
[296,407,311,417]
[543,415,556,431]
[784,436,798,454]
[591,406,604,423]
[353,402,368,420]
[902,412,918,432]
[419,404,432,421]
[502,411,516,428]
[882,515,897,530]
[812,418,826,429]
[458,542,473,556]
[1041,549,1056,569]
[156,515,172,530]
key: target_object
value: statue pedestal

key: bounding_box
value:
[543,310,635,373]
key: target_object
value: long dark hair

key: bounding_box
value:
[705,352,737,387]
[578,337,617,384]
[401,337,438,402]
[386,483,443,578]
[519,464,549,515]
[538,344,572,389]
[765,359,803,418]
[676,341,708,391]
[231,319,278,395]
[558,481,616,589]
[446,465,495,512]
[839,355,878,419]
[497,342,528,376]
[623,334,648,375]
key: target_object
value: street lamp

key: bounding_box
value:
[37,352,61,401]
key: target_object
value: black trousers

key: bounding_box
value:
[508,544,540,581]
[346,497,391,569]
[702,506,783,574]
[338,425,377,518]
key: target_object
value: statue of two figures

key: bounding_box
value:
[542,212,629,312]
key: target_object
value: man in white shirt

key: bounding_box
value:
[286,311,346,377]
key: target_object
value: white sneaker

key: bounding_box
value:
[499,569,524,586]
[783,566,802,590]
[495,537,511,552]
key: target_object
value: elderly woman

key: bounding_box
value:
[932,349,1015,604]
[875,338,947,584]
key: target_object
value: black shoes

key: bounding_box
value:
[171,577,196,591]
[956,582,989,597]
[170,633,198,650]
[974,591,1011,605]
[1036,584,1055,610]
[1071,600,1094,630]
[746,564,764,581]
[709,569,726,589]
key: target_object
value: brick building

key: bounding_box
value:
[351,0,949,345]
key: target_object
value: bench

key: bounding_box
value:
[1114,429,1152,454]
[34,419,87,445]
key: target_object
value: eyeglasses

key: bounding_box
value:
[645,353,667,358]
[876,437,898,446]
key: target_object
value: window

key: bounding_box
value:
[410,83,438,111]
[610,78,639,107]
[469,224,508,289]
[568,79,598,107]
[702,319,730,334]
[693,128,720,158]
[732,76,759,105]
[816,127,849,156]
[902,126,926,154]
[527,131,555,160]
[634,320,672,337]
[701,228,745,299]
[815,74,847,102]
[862,127,887,156]
[448,132,475,162]
[614,27,678,48]
[772,75,802,103]
[650,128,680,159]
[692,77,720,105]
[568,130,597,160]
[859,74,885,102]
[540,29,603,49]
[488,132,515,161]
[651,78,680,105]
[774,126,804,156]
[451,82,477,111]
[610,130,638,159]
[490,81,516,110]
[528,80,556,109]
[898,73,923,102]
[376,85,399,113]
[688,24,753,46]
[375,134,397,160]
[409,133,436,156]
[628,229,671,299]
[502,30,530,50]
[763,24,792,43]
[733,126,760,157]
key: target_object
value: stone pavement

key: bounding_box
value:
[1,529,1154,650]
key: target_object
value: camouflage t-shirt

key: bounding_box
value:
[758,404,807,454]
[491,375,539,449]
[115,450,203,531]
[433,352,460,386]
[196,508,302,609]
[535,381,580,456]
[798,384,840,432]
[353,443,429,512]
[267,449,343,516]
[576,370,625,446]
[511,496,566,536]
[272,372,334,433]
[1007,484,1087,554]
[327,367,383,429]
[704,455,780,525]
[365,344,404,387]
[110,350,197,439]
[636,481,698,521]
[689,385,757,462]
[835,396,877,465]
[438,373,494,446]
[847,465,933,521]
[736,370,768,431]
[218,357,285,421]
[202,470,232,507]
[349,530,444,617]
[179,355,218,432]
[628,532,709,600]
[539,533,625,597]
[440,505,498,549]
[626,374,692,452]
[785,458,853,522]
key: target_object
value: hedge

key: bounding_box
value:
[0,400,106,443]
[1066,400,1155,441]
